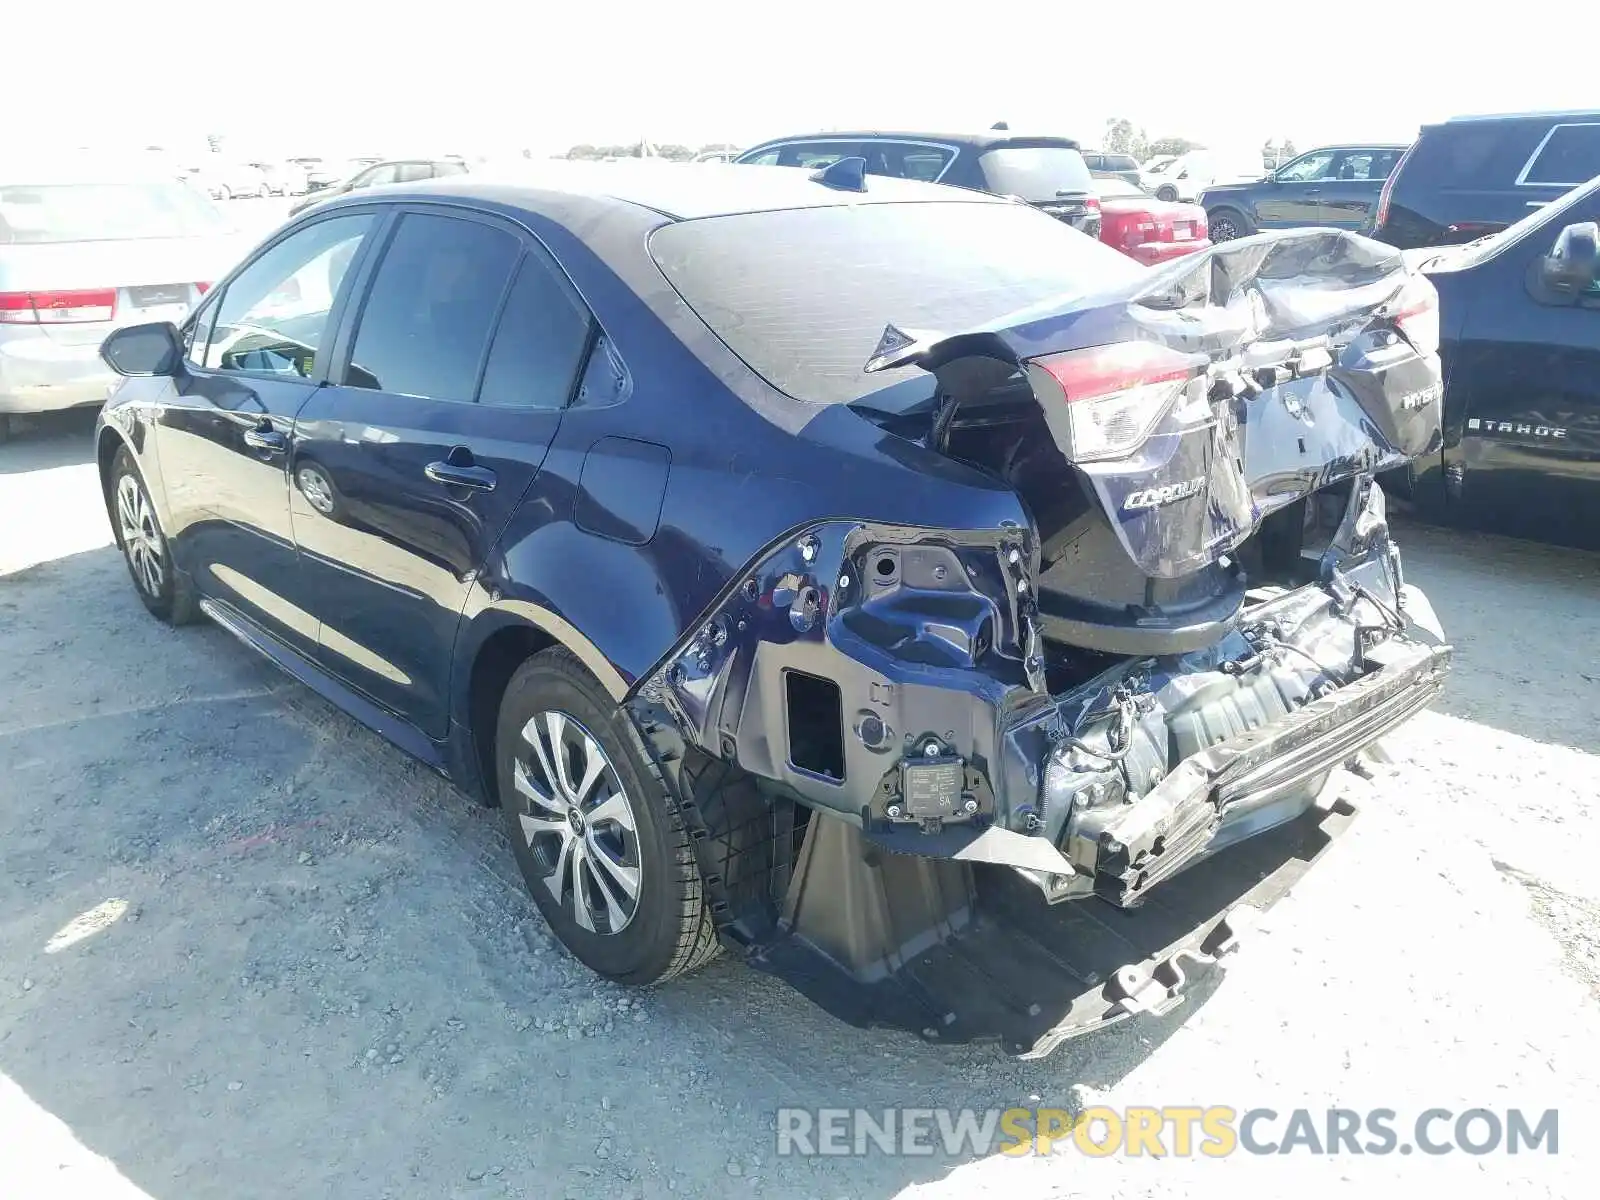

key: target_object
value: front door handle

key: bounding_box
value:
[425,460,497,492]
[243,423,287,453]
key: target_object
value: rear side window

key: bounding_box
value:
[0,181,228,244]
[395,163,433,183]
[1523,124,1600,187]
[978,145,1094,199]
[651,200,1142,407]
[345,213,519,401]
[434,160,468,177]
[477,251,593,409]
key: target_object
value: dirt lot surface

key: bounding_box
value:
[3,411,1598,1199]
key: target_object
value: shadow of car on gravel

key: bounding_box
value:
[0,547,1316,1200]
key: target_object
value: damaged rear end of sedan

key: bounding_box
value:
[632,212,1450,1056]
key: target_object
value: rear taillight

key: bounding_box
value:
[1028,342,1201,461]
[195,281,213,295]
[1385,273,1440,357]
[1372,143,1414,232]
[0,289,117,324]
[1085,196,1101,213]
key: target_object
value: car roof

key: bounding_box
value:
[1436,109,1600,127]
[368,159,1006,221]
[746,130,1082,152]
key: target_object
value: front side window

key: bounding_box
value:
[202,214,373,376]
[477,250,593,409]
[859,142,954,182]
[776,143,858,169]
[354,164,398,189]
[344,212,519,401]
[1276,150,1335,182]
[396,163,433,183]
[738,148,781,166]
[1524,124,1600,187]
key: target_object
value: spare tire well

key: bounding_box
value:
[467,624,555,806]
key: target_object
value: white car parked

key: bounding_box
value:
[1145,149,1266,203]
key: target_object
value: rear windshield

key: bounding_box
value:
[1101,154,1140,172]
[978,145,1095,200]
[0,182,229,244]
[650,200,1142,406]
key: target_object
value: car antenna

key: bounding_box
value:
[811,156,868,192]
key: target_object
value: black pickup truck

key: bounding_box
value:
[1399,174,1600,548]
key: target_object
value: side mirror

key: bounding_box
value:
[1539,222,1600,297]
[101,321,182,377]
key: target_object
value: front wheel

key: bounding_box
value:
[496,648,720,985]
[1207,207,1254,242]
[110,447,197,624]
[1155,184,1179,202]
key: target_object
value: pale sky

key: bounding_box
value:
[10,0,1594,160]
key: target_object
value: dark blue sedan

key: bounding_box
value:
[92,161,1450,1053]
[1200,144,1408,241]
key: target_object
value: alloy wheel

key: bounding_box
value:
[1210,214,1241,242]
[297,465,336,515]
[116,473,165,597]
[512,710,642,935]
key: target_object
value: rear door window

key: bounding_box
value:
[344,212,519,401]
[978,145,1094,199]
[859,142,954,182]
[1522,124,1600,187]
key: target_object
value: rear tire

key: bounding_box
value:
[1208,207,1254,242]
[1156,184,1179,202]
[496,647,720,985]
[110,447,198,625]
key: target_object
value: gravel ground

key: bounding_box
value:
[2,411,1598,1199]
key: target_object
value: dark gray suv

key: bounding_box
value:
[735,130,1102,238]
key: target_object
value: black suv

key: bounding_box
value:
[735,130,1102,238]
[1369,111,1600,249]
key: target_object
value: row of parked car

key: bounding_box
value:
[3,117,1598,550]
[724,118,1600,548]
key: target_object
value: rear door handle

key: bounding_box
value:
[243,424,287,453]
[425,460,497,492]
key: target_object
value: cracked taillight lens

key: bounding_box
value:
[1387,273,1440,357]
[1028,341,1200,461]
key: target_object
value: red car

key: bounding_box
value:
[1095,178,1212,264]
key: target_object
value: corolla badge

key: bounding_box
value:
[1124,477,1205,511]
